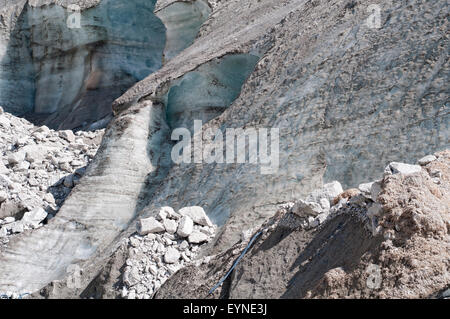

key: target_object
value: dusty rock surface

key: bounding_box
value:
[30,206,216,299]
[0,107,103,251]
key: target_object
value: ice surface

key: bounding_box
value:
[165,53,260,129]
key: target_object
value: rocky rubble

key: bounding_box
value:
[0,107,104,247]
[121,206,216,299]
[155,150,449,299]
[284,152,447,239]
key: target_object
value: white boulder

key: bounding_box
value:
[306,181,344,203]
[179,206,213,227]
[358,182,373,195]
[3,217,15,224]
[177,216,194,237]
[22,207,48,228]
[160,206,178,219]
[164,247,181,264]
[385,162,422,176]
[10,221,24,233]
[7,151,25,166]
[164,219,178,234]
[188,231,208,244]
[123,267,140,287]
[43,193,55,204]
[138,217,165,235]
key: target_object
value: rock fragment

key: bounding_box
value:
[139,217,165,235]
[179,206,213,227]
[59,130,75,143]
[164,219,178,234]
[306,181,344,203]
[164,247,181,264]
[384,162,422,176]
[418,155,437,166]
[188,231,208,244]
[292,199,323,217]
[22,207,47,229]
[177,215,194,237]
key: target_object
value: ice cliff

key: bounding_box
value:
[0,0,448,296]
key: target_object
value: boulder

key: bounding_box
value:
[0,200,26,220]
[160,206,179,219]
[188,231,208,244]
[138,217,165,235]
[418,155,437,166]
[22,207,48,228]
[7,151,25,166]
[157,209,168,221]
[358,182,373,196]
[292,199,323,217]
[14,161,30,172]
[10,221,24,233]
[164,219,178,234]
[3,217,15,224]
[177,216,194,238]
[22,145,46,164]
[43,193,55,205]
[306,181,344,203]
[179,206,213,227]
[34,126,51,136]
[59,130,75,143]
[385,162,422,176]
[63,175,74,188]
[164,247,181,264]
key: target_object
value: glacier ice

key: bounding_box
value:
[0,0,211,130]
[164,53,260,130]
[156,0,211,62]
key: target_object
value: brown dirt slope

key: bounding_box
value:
[156,150,450,299]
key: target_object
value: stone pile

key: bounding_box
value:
[0,107,104,246]
[288,154,440,236]
[121,206,216,299]
[287,180,344,229]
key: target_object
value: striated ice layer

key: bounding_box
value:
[0,0,210,130]
[156,0,211,62]
[0,0,166,129]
